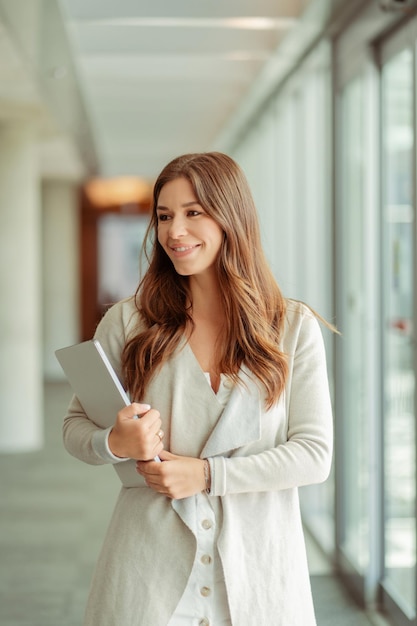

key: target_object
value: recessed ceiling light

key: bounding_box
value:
[73,17,297,30]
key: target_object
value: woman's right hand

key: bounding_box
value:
[108,403,164,460]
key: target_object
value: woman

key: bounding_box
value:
[63,152,334,626]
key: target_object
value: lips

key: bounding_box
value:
[169,244,200,253]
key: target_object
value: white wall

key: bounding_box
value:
[42,180,80,381]
[0,122,43,451]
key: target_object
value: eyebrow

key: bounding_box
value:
[156,200,200,211]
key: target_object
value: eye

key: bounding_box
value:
[187,210,203,217]
[157,213,171,222]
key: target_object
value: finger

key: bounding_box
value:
[133,403,152,418]
[136,459,161,475]
[117,403,151,421]
[135,407,161,430]
[138,454,165,476]
[158,449,177,462]
[130,403,153,418]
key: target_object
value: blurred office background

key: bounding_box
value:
[0,0,416,624]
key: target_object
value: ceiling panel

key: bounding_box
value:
[57,0,312,178]
[61,0,306,20]
[70,24,281,55]
[81,56,264,80]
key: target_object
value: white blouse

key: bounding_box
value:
[167,374,233,626]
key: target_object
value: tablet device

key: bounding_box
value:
[55,339,161,469]
[55,339,132,429]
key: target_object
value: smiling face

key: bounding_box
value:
[156,176,223,278]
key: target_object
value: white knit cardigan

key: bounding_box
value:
[63,297,333,626]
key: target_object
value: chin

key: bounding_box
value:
[171,264,191,277]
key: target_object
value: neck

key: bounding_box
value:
[188,274,224,323]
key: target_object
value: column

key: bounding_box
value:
[42,179,80,380]
[0,122,42,451]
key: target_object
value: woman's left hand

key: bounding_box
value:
[136,450,206,499]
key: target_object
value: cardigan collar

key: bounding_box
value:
[200,364,262,458]
[166,340,263,460]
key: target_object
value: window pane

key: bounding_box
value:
[382,47,416,617]
[339,75,370,572]
[297,60,334,551]
[98,214,148,307]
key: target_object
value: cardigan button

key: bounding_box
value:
[200,586,211,597]
[199,619,210,626]
[201,554,212,565]
[201,519,213,530]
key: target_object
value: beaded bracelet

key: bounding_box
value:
[203,458,211,495]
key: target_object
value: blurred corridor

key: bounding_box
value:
[1,0,417,625]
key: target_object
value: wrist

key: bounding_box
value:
[203,458,211,495]
[108,429,128,459]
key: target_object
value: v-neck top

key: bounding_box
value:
[203,372,234,405]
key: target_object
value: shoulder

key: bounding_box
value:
[95,297,143,341]
[284,298,317,331]
[99,296,140,326]
[282,299,324,355]
[92,297,143,378]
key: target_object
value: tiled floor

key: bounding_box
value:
[0,382,387,625]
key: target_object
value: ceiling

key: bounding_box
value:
[0,0,313,181]
[58,0,311,180]
[0,0,409,184]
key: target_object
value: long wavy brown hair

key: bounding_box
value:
[122,152,288,409]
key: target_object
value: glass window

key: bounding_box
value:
[295,58,334,550]
[97,213,148,307]
[381,47,416,618]
[338,74,371,573]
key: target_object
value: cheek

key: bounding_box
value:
[213,229,224,253]
[156,227,164,246]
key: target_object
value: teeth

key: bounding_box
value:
[174,246,194,252]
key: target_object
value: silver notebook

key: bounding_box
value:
[55,339,131,429]
[55,339,160,485]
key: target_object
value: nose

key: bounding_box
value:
[168,215,188,239]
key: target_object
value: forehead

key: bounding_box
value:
[157,177,197,204]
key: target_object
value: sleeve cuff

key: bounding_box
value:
[207,456,226,496]
[91,427,130,464]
